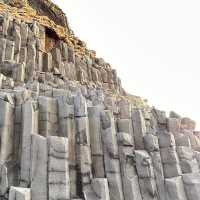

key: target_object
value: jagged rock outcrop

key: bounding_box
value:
[0,1,199,200]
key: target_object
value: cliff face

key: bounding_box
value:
[0,1,199,200]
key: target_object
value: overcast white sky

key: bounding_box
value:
[52,0,200,128]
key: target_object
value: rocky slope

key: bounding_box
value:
[0,0,199,200]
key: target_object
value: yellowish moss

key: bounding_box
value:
[0,2,96,58]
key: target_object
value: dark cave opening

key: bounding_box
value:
[45,28,60,52]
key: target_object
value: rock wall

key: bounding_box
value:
[0,75,199,200]
[0,1,199,200]
[0,14,123,95]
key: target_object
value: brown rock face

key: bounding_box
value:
[28,0,69,28]
[3,0,69,30]
[5,0,28,8]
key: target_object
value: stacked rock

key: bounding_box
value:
[0,68,199,200]
[0,1,199,200]
[0,13,123,94]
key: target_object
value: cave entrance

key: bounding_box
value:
[45,28,59,52]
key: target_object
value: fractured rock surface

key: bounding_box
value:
[0,1,198,200]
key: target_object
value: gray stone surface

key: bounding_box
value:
[74,91,87,117]
[151,151,165,200]
[175,135,191,147]
[0,99,14,162]
[5,39,14,61]
[13,19,21,63]
[84,178,110,200]
[144,134,159,152]
[48,136,70,200]
[88,106,105,178]
[132,109,146,149]
[182,173,200,200]
[88,106,103,155]
[31,134,47,200]
[9,187,30,200]
[165,176,187,200]
[117,132,134,146]
[117,119,133,135]
[51,48,62,71]
[139,178,158,200]
[177,146,199,173]
[119,147,142,200]
[20,100,38,187]
[194,151,200,168]
[135,150,154,178]
[163,163,182,178]
[167,118,181,137]
[118,100,131,119]
[101,110,124,200]
[0,38,6,61]
[26,27,36,78]
[38,96,58,136]
[160,147,179,164]
[158,131,175,148]
[106,173,124,200]
[0,164,8,196]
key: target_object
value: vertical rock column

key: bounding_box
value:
[30,134,47,200]
[36,24,45,72]
[19,21,28,64]
[167,117,181,138]
[74,92,92,195]
[175,126,200,200]
[0,15,8,61]
[101,110,124,200]
[143,133,165,200]
[0,97,14,197]
[20,100,38,187]
[194,150,200,169]
[117,101,142,200]
[13,19,21,63]
[176,145,199,174]
[159,131,182,178]
[2,14,11,38]
[135,150,158,200]
[158,131,187,200]
[14,89,29,163]
[4,16,15,62]
[165,176,187,200]
[84,178,110,200]
[51,47,62,74]
[182,173,200,200]
[58,41,69,76]
[13,90,25,187]
[26,22,36,80]
[56,90,77,198]
[88,106,105,178]
[9,187,30,200]
[47,136,70,200]
[0,38,6,62]
[0,163,8,197]
[38,96,58,136]
[152,109,167,131]
[43,52,53,72]
[132,109,146,150]
[4,39,14,62]
[0,98,14,162]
